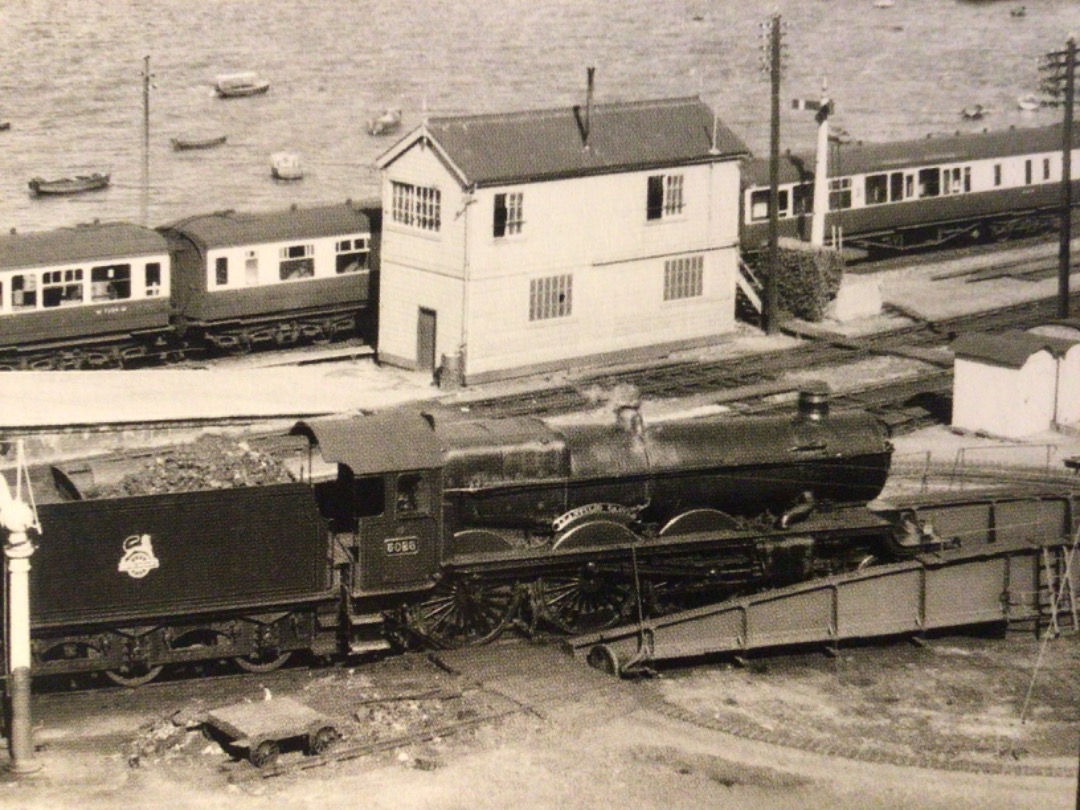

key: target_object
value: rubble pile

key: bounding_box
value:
[99,436,294,497]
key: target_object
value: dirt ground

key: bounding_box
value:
[4,622,1078,810]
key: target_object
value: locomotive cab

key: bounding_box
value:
[293,412,444,597]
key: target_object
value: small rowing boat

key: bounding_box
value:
[214,72,270,98]
[961,104,987,120]
[28,172,110,197]
[367,108,402,136]
[270,152,303,181]
[171,134,227,151]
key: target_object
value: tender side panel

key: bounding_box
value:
[30,483,332,628]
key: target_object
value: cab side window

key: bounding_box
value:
[395,473,425,514]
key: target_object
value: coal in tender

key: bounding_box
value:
[98,435,294,497]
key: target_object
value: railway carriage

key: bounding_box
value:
[741,123,1080,256]
[160,201,378,353]
[0,222,172,369]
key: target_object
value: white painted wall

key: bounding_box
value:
[953,352,1058,437]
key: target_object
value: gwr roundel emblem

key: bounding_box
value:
[118,534,160,579]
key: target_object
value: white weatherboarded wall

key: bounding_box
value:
[952,352,1058,438]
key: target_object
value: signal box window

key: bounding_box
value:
[145,262,161,297]
[91,264,131,301]
[396,473,425,514]
[279,244,315,280]
[646,174,685,220]
[494,192,524,237]
[529,274,572,321]
[353,476,385,518]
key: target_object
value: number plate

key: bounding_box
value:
[384,537,419,556]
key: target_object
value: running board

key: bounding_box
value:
[566,537,1079,677]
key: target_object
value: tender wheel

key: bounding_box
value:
[250,740,280,768]
[407,575,518,648]
[534,565,634,634]
[105,663,164,687]
[308,726,340,756]
[235,650,293,673]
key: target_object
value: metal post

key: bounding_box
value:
[142,55,151,228]
[1,486,39,775]
[765,14,782,335]
[1059,37,1075,319]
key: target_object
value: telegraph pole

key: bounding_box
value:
[1040,36,1076,319]
[141,55,152,228]
[761,14,784,334]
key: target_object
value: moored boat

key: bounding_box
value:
[270,152,303,181]
[171,134,228,151]
[214,72,270,98]
[961,104,987,120]
[28,172,111,197]
[367,108,402,136]
[0,122,10,132]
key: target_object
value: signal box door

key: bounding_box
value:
[351,469,441,594]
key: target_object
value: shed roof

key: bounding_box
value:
[161,201,371,251]
[742,123,1080,187]
[291,411,441,476]
[952,330,1080,369]
[379,97,748,187]
[0,222,168,270]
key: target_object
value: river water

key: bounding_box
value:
[0,0,1076,234]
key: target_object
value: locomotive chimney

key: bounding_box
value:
[797,382,830,421]
[615,402,644,439]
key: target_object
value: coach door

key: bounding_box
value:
[417,307,437,371]
[354,468,441,593]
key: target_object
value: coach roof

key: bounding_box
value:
[162,201,372,250]
[378,97,748,187]
[0,222,168,270]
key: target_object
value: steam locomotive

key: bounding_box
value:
[12,391,905,685]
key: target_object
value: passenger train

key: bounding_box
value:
[0,123,1077,370]
[741,122,1080,255]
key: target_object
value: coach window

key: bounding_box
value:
[91,264,131,301]
[145,263,161,297]
[865,173,888,205]
[11,274,36,310]
[828,178,851,210]
[916,168,939,198]
[1043,158,1052,181]
[395,473,426,514]
[889,172,904,202]
[215,257,228,286]
[749,188,789,220]
[793,183,813,214]
[245,250,259,286]
[279,244,315,280]
[42,269,83,308]
[335,238,369,274]
[993,164,1003,187]
[1025,160,1033,185]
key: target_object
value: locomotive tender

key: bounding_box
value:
[742,122,1080,255]
[17,393,897,685]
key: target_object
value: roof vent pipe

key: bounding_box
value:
[573,66,596,150]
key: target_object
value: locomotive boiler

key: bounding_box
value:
[12,392,895,684]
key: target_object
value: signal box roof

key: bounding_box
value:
[161,201,373,250]
[378,97,748,188]
[0,222,168,270]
